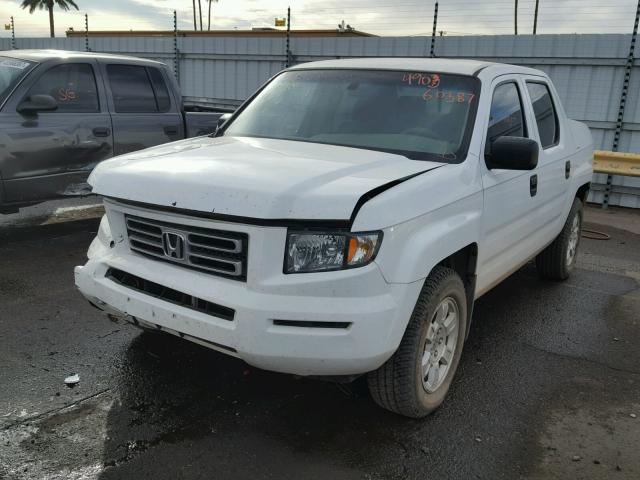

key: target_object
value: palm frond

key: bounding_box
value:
[20,0,43,14]
[20,0,79,13]
[57,0,80,12]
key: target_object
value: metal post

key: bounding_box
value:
[173,10,180,83]
[430,1,438,58]
[285,7,291,68]
[603,0,639,209]
[514,0,518,35]
[10,16,15,50]
[84,13,89,52]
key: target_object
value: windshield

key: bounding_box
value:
[0,57,35,106]
[224,69,480,162]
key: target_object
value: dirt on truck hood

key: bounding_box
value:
[88,136,443,221]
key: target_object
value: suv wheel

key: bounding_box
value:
[367,266,467,418]
[536,197,583,281]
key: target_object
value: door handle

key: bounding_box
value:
[164,125,179,136]
[530,174,538,197]
[92,127,111,137]
[565,160,571,179]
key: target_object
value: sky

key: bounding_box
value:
[0,0,638,38]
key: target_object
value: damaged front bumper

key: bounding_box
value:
[74,208,421,376]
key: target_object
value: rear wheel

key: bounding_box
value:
[536,198,583,280]
[367,266,467,418]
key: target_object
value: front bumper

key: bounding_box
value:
[75,213,421,376]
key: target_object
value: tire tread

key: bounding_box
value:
[368,266,463,417]
[536,198,582,281]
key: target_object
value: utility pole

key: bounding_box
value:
[10,16,15,50]
[198,0,203,30]
[192,0,197,30]
[84,13,89,52]
[430,1,438,58]
[173,10,180,82]
[533,0,540,34]
[285,7,291,67]
[514,0,518,35]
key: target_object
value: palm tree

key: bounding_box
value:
[20,0,79,38]
[207,0,219,31]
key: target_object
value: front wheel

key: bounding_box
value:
[536,198,583,281]
[367,266,467,418]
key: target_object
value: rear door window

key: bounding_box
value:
[107,64,165,113]
[526,82,559,148]
[25,63,99,113]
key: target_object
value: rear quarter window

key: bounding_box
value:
[107,64,171,113]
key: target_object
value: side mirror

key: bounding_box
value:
[486,136,538,170]
[17,94,58,114]
[217,112,232,128]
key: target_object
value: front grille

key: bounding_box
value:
[106,268,235,321]
[125,214,248,281]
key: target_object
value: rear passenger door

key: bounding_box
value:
[521,77,568,240]
[103,63,183,156]
[478,77,540,293]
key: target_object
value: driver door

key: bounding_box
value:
[1,60,112,204]
[477,76,540,295]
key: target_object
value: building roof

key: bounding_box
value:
[66,29,376,38]
[0,49,165,65]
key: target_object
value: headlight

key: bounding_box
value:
[285,231,382,273]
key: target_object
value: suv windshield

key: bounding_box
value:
[0,57,35,106]
[224,69,480,162]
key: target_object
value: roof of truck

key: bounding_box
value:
[289,57,542,77]
[0,49,165,66]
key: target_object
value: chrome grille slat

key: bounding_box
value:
[127,224,162,238]
[126,217,165,231]
[188,250,241,264]
[187,234,242,254]
[125,214,248,281]
[188,257,243,276]
[130,245,166,259]
[129,233,163,248]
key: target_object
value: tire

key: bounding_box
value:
[536,197,583,281]
[367,266,468,418]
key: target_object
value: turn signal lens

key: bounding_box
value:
[347,234,379,266]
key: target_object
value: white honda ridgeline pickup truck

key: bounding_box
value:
[75,58,593,417]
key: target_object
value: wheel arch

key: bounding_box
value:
[576,182,591,203]
[433,243,478,338]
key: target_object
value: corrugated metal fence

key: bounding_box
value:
[2,34,639,207]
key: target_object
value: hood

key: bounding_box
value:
[89,136,443,221]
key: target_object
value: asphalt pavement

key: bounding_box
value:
[0,203,639,480]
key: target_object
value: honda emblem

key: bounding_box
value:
[162,231,186,260]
